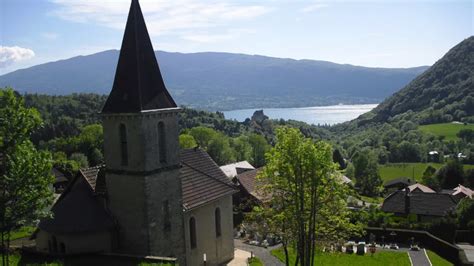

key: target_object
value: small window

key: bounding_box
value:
[163,200,171,230]
[215,208,221,237]
[119,124,128,166]
[158,122,166,163]
[189,217,197,249]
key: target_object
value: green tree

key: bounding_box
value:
[179,134,197,149]
[255,127,361,266]
[69,152,89,168]
[0,88,54,265]
[435,160,464,189]
[353,150,382,196]
[332,148,345,169]
[248,133,270,167]
[421,165,438,188]
[189,126,218,149]
[207,133,235,165]
[231,135,252,162]
[456,198,474,229]
[457,129,474,142]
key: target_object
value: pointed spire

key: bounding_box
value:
[102,0,177,113]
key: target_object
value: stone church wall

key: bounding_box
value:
[36,230,112,255]
[184,195,234,266]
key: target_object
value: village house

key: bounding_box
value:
[34,0,237,265]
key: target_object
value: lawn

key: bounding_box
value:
[10,226,36,240]
[7,252,174,266]
[426,250,453,266]
[379,163,474,183]
[418,123,474,141]
[271,247,410,266]
[248,256,263,266]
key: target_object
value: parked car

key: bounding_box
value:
[389,243,399,250]
[410,244,420,251]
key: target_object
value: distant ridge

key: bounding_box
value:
[0,50,428,110]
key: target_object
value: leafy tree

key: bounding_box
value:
[189,126,218,149]
[248,133,270,167]
[456,198,474,229]
[207,133,235,165]
[69,152,89,168]
[435,160,464,189]
[353,150,382,196]
[179,134,197,149]
[421,165,438,188]
[465,169,474,188]
[332,148,346,169]
[345,163,355,179]
[255,127,361,266]
[457,129,474,142]
[230,135,252,162]
[0,88,54,265]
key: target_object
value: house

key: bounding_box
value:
[35,1,236,265]
[383,178,415,194]
[403,183,436,193]
[382,190,458,222]
[219,161,255,179]
[450,184,473,201]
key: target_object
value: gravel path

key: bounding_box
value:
[234,239,284,266]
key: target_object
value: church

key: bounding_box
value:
[34,0,236,265]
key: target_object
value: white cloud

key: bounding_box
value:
[49,0,271,39]
[301,3,328,13]
[0,46,35,68]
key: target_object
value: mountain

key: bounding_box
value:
[352,36,474,126]
[0,50,428,110]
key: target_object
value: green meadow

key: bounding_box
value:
[418,123,474,141]
[379,163,474,183]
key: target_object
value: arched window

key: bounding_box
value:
[158,122,166,163]
[215,208,221,237]
[119,124,128,166]
[189,217,196,249]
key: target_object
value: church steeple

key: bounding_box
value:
[101,0,177,113]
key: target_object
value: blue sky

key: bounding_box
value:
[0,0,472,75]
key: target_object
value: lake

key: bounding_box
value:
[223,104,378,125]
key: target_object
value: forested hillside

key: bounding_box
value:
[354,36,474,126]
[0,50,427,110]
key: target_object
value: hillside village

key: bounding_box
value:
[1,0,473,266]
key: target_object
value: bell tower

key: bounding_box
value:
[101,0,185,262]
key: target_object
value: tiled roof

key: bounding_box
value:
[236,168,270,202]
[404,183,435,193]
[382,190,457,217]
[219,161,255,178]
[452,184,473,198]
[80,165,107,194]
[180,148,237,210]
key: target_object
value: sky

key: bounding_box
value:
[0,0,472,75]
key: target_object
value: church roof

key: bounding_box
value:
[38,171,115,234]
[180,148,237,210]
[101,0,176,114]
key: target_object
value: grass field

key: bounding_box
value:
[379,163,474,183]
[10,226,36,240]
[271,247,410,266]
[7,252,174,266]
[418,123,474,141]
[426,250,453,266]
